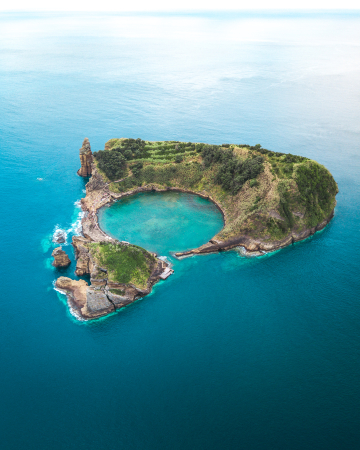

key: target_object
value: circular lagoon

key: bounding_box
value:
[97,191,224,255]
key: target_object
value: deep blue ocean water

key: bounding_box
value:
[1,11,360,449]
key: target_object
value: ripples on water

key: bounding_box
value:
[1,11,360,450]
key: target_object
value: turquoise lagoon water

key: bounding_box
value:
[98,191,224,255]
[1,11,360,450]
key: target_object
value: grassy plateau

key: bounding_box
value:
[92,138,338,243]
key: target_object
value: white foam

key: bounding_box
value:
[159,255,173,268]
[69,210,84,235]
[52,226,68,244]
[37,177,43,181]
[235,246,266,258]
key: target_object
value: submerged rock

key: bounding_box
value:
[53,229,67,243]
[52,247,71,267]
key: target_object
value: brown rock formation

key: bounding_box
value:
[72,236,91,275]
[55,277,89,317]
[52,247,71,267]
[77,138,93,177]
[68,236,170,320]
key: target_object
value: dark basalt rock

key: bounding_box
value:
[53,229,66,243]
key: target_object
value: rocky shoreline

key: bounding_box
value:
[54,139,173,321]
[54,138,336,321]
[80,162,335,259]
[56,237,169,320]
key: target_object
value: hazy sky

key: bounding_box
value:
[2,0,360,12]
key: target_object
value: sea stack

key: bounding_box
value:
[52,247,71,268]
[77,138,93,177]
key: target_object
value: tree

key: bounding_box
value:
[124,149,133,160]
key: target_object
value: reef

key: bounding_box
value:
[52,247,71,267]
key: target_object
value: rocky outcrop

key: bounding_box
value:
[82,287,115,318]
[52,247,71,267]
[55,277,113,319]
[56,275,114,319]
[72,236,91,275]
[77,138,93,177]
[53,229,66,243]
[57,235,171,320]
[55,277,88,316]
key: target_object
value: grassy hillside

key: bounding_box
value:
[92,139,338,242]
[87,241,156,290]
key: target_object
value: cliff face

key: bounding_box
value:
[90,138,338,257]
[77,138,93,177]
[56,236,170,320]
[52,247,71,267]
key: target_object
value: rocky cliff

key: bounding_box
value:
[56,237,169,320]
[87,138,338,257]
[52,247,71,267]
[77,138,93,177]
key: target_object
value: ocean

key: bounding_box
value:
[1,11,360,449]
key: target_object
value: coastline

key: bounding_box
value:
[55,139,337,322]
[80,165,336,258]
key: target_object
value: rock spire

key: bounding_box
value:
[52,247,71,268]
[77,138,93,177]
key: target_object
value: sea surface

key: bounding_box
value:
[1,11,360,450]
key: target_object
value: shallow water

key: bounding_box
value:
[98,191,224,255]
[1,11,360,450]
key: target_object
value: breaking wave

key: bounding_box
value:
[158,255,173,268]
[52,280,86,322]
[51,199,84,245]
[235,246,267,258]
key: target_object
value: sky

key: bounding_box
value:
[1,0,360,12]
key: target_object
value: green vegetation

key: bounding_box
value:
[93,138,338,243]
[95,151,127,180]
[295,160,338,227]
[202,145,264,194]
[88,242,156,289]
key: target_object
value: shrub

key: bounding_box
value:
[124,149,133,160]
[94,150,127,180]
[295,161,338,226]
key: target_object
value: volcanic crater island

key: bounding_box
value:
[55,137,338,320]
